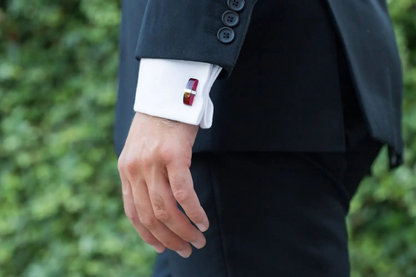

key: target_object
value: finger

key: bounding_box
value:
[147,166,206,249]
[130,176,193,257]
[120,173,166,253]
[167,162,209,232]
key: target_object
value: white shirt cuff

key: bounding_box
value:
[134,58,222,129]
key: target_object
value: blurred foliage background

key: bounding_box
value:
[0,0,415,276]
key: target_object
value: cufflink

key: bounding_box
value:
[183,78,199,106]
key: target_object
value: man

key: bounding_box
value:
[114,0,404,276]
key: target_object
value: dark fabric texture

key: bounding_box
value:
[114,0,404,169]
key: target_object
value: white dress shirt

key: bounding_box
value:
[134,59,222,129]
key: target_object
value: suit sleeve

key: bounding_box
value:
[135,0,257,79]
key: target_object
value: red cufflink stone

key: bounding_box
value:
[183,78,199,106]
[186,78,199,91]
[183,92,195,106]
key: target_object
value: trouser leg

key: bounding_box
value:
[152,137,382,277]
[152,252,171,277]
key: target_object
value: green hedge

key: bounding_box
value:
[0,0,415,276]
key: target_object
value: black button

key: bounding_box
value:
[222,10,239,27]
[227,0,245,12]
[217,27,235,44]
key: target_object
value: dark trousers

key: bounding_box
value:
[152,122,383,276]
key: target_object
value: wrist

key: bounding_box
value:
[135,112,199,138]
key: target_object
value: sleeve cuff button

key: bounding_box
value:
[217,27,235,44]
[227,0,245,11]
[222,10,240,27]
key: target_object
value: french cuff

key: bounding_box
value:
[134,58,222,129]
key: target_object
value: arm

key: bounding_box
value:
[118,0,257,258]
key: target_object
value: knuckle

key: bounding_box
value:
[177,156,192,168]
[163,240,181,250]
[173,189,190,203]
[139,215,157,231]
[139,155,152,169]
[158,149,175,165]
[118,156,131,173]
[125,158,139,174]
[186,209,202,221]
[170,174,186,188]
[154,209,171,223]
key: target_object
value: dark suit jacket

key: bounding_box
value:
[114,0,404,169]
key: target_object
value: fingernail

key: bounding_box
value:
[191,240,205,249]
[176,250,191,258]
[153,245,165,253]
[196,223,208,232]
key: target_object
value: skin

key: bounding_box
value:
[117,112,209,258]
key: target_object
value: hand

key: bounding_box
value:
[117,112,209,258]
